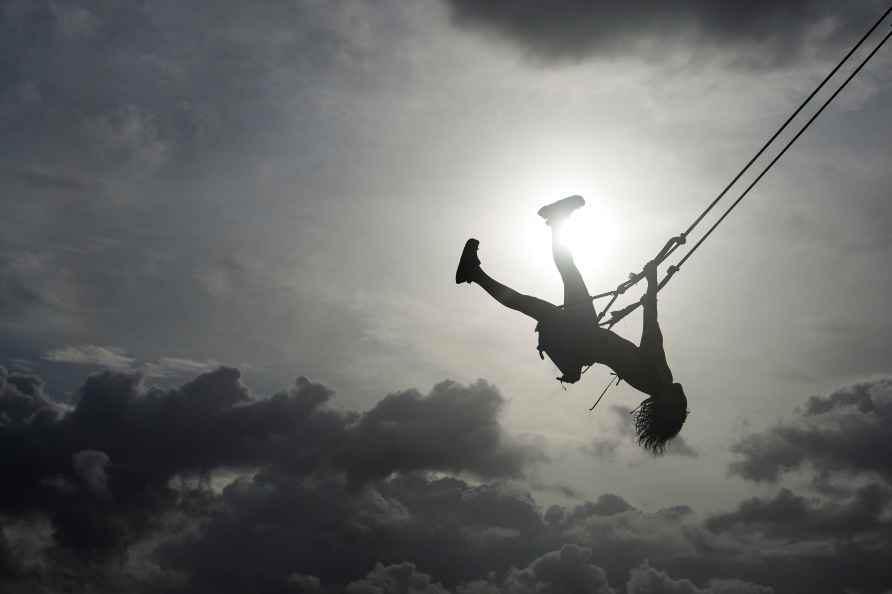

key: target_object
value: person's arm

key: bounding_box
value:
[641,260,659,347]
[643,260,658,303]
[640,260,673,384]
[641,260,660,339]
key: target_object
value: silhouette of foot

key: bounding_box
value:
[455,238,481,284]
[537,195,585,225]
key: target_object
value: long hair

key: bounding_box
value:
[632,383,688,454]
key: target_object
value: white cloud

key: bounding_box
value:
[142,357,221,378]
[43,344,135,369]
[43,345,218,378]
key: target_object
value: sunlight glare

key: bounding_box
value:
[553,202,619,272]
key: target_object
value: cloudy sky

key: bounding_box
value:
[2,1,892,592]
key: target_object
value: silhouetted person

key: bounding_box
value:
[455,195,688,453]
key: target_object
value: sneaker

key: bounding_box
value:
[537,195,585,225]
[455,238,481,284]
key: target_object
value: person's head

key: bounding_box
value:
[632,383,688,454]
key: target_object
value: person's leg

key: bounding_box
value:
[551,221,597,319]
[473,268,557,321]
[457,238,556,321]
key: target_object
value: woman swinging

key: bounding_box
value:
[455,195,688,453]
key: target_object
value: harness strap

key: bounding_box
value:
[589,373,621,412]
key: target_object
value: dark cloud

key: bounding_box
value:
[482,544,615,594]
[706,378,892,594]
[701,484,892,594]
[161,469,738,594]
[706,484,890,540]
[8,370,892,594]
[343,548,767,594]
[0,365,63,425]
[529,479,583,500]
[626,561,773,594]
[0,367,541,565]
[544,494,635,529]
[0,530,24,580]
[160,472,550,591]
[346,562,449,594]
[71,450,112,499]
[444,1,887,67]
[0,368,725,592]
[337,380,542,485]
[729,377,892,483]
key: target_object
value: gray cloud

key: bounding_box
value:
[729,377,892,484]
[0,367,542,565]
[344,549,771,594]
[347,563,450,594]
[71,449,112,500]
[444,0,886,67]
[626,561,773,594]
[0,365,64,425]
[497,544,614,594]
[706,484,890,540]
[546,494,635,527]
[2,167,100,193]
[160,469,737,593]
[701,377,892,594]
[2,366,782,593]
[337,380,543,485]
[10,365,890,593]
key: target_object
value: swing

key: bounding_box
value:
[584,6,892,410]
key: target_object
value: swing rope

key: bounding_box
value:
[607,18,892,330]
[585,8,892,411]
[677,23,892,273]
[673,4,892,261]
[568,7,892,331]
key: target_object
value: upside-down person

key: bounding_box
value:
[455,195,688,453]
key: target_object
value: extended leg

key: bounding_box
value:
[551,221,597,319]
[537,196,597,318]
[474,268,557,321]
[456,238,556,321]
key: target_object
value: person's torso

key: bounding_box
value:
[537,312,663,395]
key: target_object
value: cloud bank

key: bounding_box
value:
[444,0,887,68]
[4,370,892,592]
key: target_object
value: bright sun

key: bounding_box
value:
[553,204,618,270]
[501,166,625,280]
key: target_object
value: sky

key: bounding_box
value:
[2,0,892,592]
